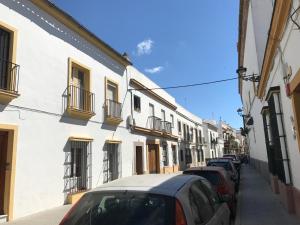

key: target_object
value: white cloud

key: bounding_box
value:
[137,39,154,56]
[145,66,164,74]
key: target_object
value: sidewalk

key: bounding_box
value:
[235,165,300,225]
[6,205,72,225]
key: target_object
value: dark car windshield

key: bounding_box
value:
[184,170,222,185]
[207,161,232,171]
[62,191,174,225]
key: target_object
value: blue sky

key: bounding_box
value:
[51,0,242,128]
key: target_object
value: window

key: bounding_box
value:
[172,145,177,164]
[162,144,168,166]
[161,109,166,121]
[66,139,92,193]
[178,120,182,134]
[196,149,201,162]
[185,148,192,164]
[149,104,154,117]
[104,143,121,183]
[0,23,19,98]
[190,128,194,142]
[189,182,214,224]
[170,114,174,128]
[133,95,141,112]
[67,58,94,118]
[180,149,184,162]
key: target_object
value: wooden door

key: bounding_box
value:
[0,131,8,215]
[148,144,158,174]
[135,146,143,175]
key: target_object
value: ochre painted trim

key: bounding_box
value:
[237,0,250,95]
[0,20,18,65]
[105,139,122,144]
[257,0,292,98]
[0,90,19,104]
[66,191,86,204]
[66,58,95,119]
[30,0,131,66]
[68,136,93,142]
[0,124,18,221]
[130,79,177,110]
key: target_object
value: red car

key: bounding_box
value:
[183,166,236,217]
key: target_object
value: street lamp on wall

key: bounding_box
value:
[236,66,260,82]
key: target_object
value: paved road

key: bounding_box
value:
[235,165,300,225]
[6,205,71,225]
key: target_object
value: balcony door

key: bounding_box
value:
[106,82,119,117]
[0,28,10,90]
[71,67,85,110]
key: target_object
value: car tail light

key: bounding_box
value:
[59,200,80,225]
[217,183,229,195]
[175,199,187,225]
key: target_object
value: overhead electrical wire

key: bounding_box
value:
[129,74,258,91]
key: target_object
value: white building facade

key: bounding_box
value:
[238,0,300,219]
[0,0,218,221]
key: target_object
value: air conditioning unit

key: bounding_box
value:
[127,115,135,127]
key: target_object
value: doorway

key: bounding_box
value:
[148,144,159,174]
[0,125,17,221]
[0,131,8,215]
[135,146,143,175]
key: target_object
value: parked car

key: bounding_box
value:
[207,158,239,191]
[222,154,242,171]
[183,166,236,217]
[59,174,231,225]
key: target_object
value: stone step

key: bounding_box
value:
[0,215,7,223]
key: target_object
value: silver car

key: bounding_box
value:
[59,174,230,225]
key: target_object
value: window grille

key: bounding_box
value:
[103,143,122,183]
[64,140,92,194]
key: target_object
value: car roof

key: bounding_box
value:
[90,174,197,196]
[185,166,225,172]
[184,166,228,179]
[208,159,231,163]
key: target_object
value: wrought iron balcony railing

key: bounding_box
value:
[67,85,95,113]
[105,99,122,119]
[0,59,20,93]
[148,116,162,131]
[161,121,172,134]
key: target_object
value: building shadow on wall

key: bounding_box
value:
[3,0,126,76]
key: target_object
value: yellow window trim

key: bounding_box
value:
[105,139,122,144]
[68,57,91,91]
[68,136,93,142]
[0,20,17,64]
[104,77,120,103]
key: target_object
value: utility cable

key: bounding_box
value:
[129,74,258,91]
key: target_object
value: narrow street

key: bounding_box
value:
[235,165,300,225]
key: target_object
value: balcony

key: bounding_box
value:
[161,121,172,134]
[66,85,95,120]
[0,59,20,103]
[148,116,162,131]
[104,99,123,125]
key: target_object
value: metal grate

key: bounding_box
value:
[64,140,92,194]
[105,99,122,118]
[103,143,121,183]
